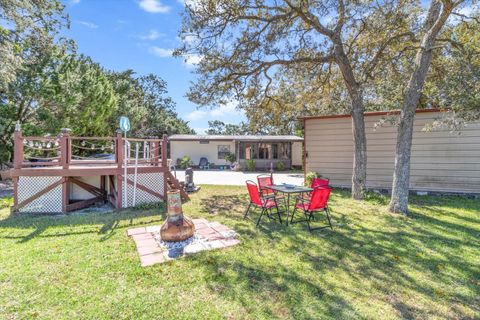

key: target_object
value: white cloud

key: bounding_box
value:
[77,20,98,29]
[210,101,239,117]
[186,110,208,121]
[139,29,163,40]
[183,54,202,68]
[150,46,173,57]
[149,46,202,68]
[193,128,208,134]
[185,101,241,121]
[138,0,170,13]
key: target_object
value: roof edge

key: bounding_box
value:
[299,108,444,121]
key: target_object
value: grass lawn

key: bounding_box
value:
[0,186,479,319]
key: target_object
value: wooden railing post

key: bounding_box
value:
[153,139,160,166]
[60,128,71,169]
[161,134,168,168]
[116,130,123,210]
[13,122,23,169]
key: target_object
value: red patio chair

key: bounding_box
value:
[311,177,329,188]
[298,177,330,201]
[257,174,275,198]
[244,180,282,226]
[291,187,333,232]
[257,173,286,206]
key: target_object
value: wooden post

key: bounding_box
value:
[162,134,168,196]
[116,130,123,209]
[12,177,18,211]
[59,128,71,213]
[62,177,69,213]
[153,139,160,166]
[161,134,168,168]
[13,123,23,170]
[60,128,71,170]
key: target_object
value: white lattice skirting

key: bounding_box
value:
[122,172,165,208]
[17,176,63,213]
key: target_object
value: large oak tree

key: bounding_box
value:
[177,0,415,199]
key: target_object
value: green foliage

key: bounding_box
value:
[0,0,68,91]
[275,161,285,171]
[206,120,249,135]
[179,156,191,169]
[364,191,389,206]
[224,152,236,164]
[38,54,117,137]
[305,171,318,187]
[0,197,13,209]
[245,159,256,171]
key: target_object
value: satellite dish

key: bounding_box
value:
[119,116,131,132]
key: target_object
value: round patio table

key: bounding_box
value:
[266,184,313,226]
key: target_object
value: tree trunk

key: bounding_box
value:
[333,37,367,199]
[389,0,453,214]
[351,92,367,199]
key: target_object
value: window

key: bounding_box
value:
[258,143,271,159]
[239,142,257,159]
[217,145,231,159]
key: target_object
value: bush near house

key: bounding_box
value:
[245,159,256,171]
[224,152,236,164]
[276,161,285,171]
[179,156,192,169]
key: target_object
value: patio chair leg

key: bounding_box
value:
[274,199,282,224]
[244,203,252,219]
[290,206,298,224]
[326,207,333,230]
[256,208,266,227]
[306,210,312,232]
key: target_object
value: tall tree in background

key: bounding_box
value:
[389,0,466,214]
[206,120,249,135]
[0,0,70,164]
[0,0,67,91]
[177,0,415,199]
[38,54,117,136]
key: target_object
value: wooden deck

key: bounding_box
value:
[11,128,187,213]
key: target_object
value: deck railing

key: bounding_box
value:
[13,127,168,170]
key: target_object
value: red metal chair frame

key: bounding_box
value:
[244,180,282,226]
[311,177,329,188]
[257,174,275,197]
[291,186,333,232]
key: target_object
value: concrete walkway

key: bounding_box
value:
[173,170,304,186]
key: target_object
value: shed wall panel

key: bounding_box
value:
[304,111,480,193]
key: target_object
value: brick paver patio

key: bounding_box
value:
[127,218,240,267]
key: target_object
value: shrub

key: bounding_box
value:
[245,159,256,171]
[224,152,236,164]
[276,161,285,171]
[0,197,13,209]
[305,171,318,187]
[179,156,191,169]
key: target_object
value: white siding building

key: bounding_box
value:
[169,135,303,170]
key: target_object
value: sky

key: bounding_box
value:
[61,0,245,134]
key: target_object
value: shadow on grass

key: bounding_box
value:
[196,189,479,318]
[0,204,166,243]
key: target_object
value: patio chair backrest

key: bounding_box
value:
[311,177,329,189]
[308,187,331,211]
[246,180,263,206]
[257,174,273,194]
